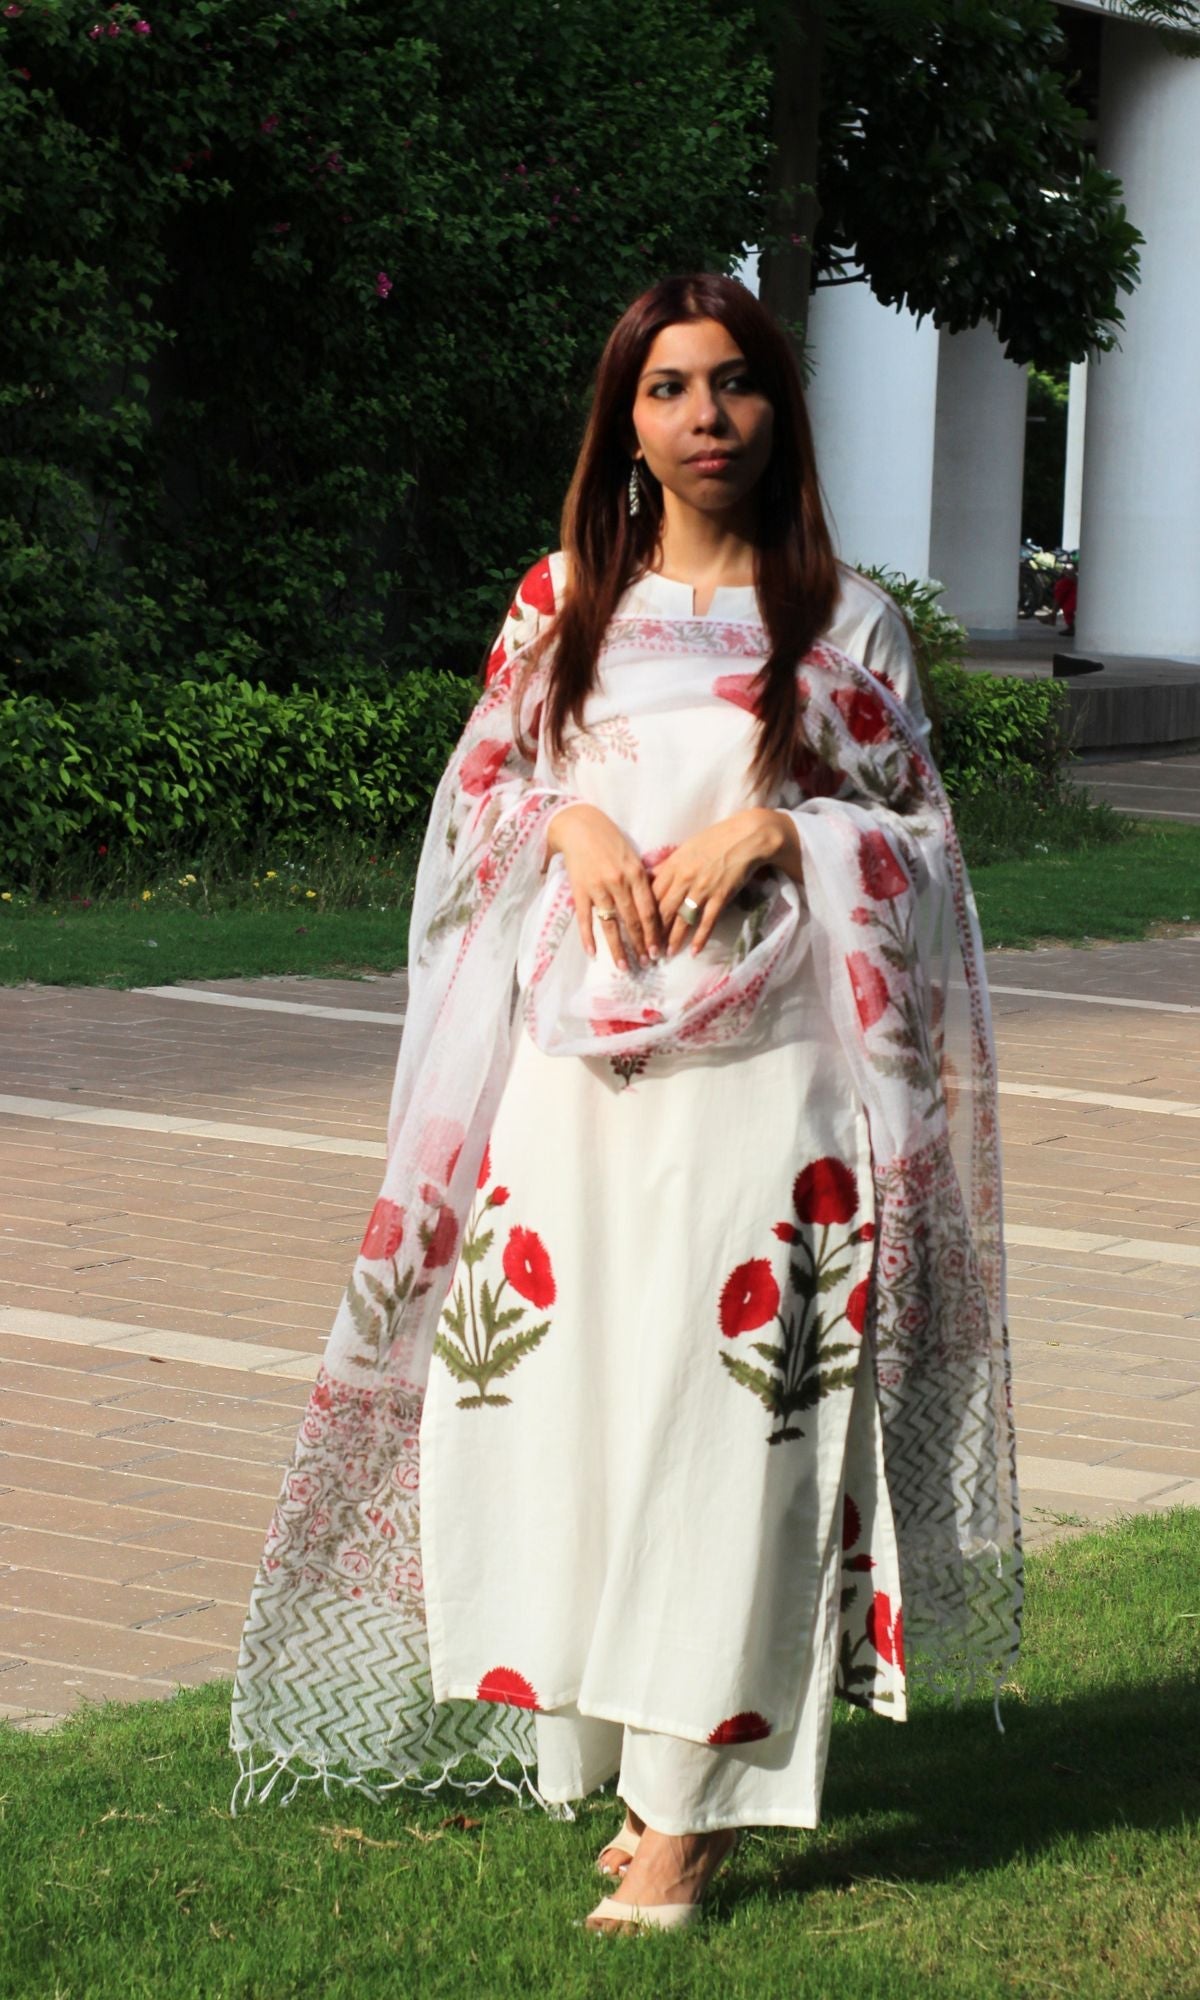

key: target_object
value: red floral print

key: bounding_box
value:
[707,1710,771,1744]
[858,829,908,901]
[846,1278,870,1334]
[502,1226,557,1308]
[590,1007,667,1037]
[484,636,506,687]
[713,671,761,713]
[476,1665,541,1709]
[831,684,890,743]
[518,556,556,616]
[460,739,511,795]
[791,744,842,797]
[719,1258,781,1337]
[422,1204,459,1270]
[792,1156,859,1225]
[415,1117,464,1185]
[843,1493,862,1549]
[477,1141,492,1189]
[866,1592,905,1671]
[772,1220,799,1244]
[360,1198,405,1260]
[846,951,890,1029]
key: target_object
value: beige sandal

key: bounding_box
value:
[584,1827,741,1934]
[595,1815,643,1877]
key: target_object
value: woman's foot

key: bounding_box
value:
[596,1806,646,1877]
[585,1823,738,1933]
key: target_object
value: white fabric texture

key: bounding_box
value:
[227,551,1021,1823]
[416,568,907,1827]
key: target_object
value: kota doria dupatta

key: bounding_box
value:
[228,606,1022,1818]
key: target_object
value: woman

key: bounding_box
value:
[229,273,1021,1938]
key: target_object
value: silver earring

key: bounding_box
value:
[627,460,640,517]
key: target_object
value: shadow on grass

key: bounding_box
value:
[709,1673,1200,1910]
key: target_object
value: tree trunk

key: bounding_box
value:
[758,0,825,363]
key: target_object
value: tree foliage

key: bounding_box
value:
[1,0,770,701]
[758,0,1144,367]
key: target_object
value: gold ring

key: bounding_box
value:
[595,908,617,921]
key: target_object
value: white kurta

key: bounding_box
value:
[417,568,909,1826]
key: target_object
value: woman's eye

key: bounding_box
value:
[648,375,755,399]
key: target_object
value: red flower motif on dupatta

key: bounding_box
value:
[858,829,908,901]
[866,1592,905,1671]
[422,1204,459,1270]
[718,1258,780,1336]
[843,1493,862,1549]
[502,1226,556,1308]
[792,1156,859,1226]
[477,1140,492,1189]
[459,739,510,796]
[707,1710,771,1744]
[713,671,761,714]
[846,951,890,1029]
[360,1198,405,1260]
[831,684,890,743]
[476,1665,541,1709]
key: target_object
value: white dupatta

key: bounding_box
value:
[229,571,1022,1817]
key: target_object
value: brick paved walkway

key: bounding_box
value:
[2,938,1198,1727]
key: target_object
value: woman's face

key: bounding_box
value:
[630,317,774,521]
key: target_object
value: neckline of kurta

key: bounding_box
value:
[621,567,763,622]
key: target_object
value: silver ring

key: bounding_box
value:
[679,896,701,927]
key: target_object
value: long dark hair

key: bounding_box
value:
[500,271,839,797]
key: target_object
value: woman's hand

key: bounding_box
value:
[544,804,666,971]
[651,808,802,956]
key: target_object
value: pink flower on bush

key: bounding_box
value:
[88,22,102,34]
[261,113,281,133]
[133,17,151,33]
[375,271,393,299]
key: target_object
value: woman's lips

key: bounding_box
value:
[686,454,736,475]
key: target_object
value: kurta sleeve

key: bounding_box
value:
[826,571,933,760]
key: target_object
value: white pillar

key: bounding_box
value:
[805,280,939,579]
[928,323,1029,638]
[1061,360,1087,552]
[1077,21,1200,661]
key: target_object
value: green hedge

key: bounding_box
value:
[0,672,475,879]
[932,659,1068,798]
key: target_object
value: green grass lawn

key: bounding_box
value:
[2,1510,1198,1999]
[0,818,1196,986]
